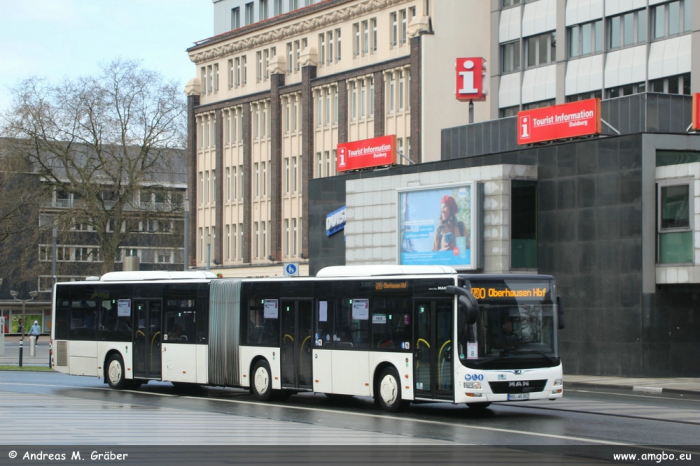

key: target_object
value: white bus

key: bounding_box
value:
[51,266,564,412]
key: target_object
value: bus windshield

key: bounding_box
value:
[458,278,559,370]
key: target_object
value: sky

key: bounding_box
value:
[0,0,213,113]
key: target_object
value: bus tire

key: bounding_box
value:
[251,360,273,401]
[375,367,407,413]
[105,354,127,390]
[467,402,492,411]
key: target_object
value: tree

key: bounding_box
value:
[1,59,187,276]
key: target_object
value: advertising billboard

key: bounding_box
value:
[337,135,397,172]
[517,98,601,145]
[398,182,477,269]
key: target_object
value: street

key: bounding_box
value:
[0,370,698,465]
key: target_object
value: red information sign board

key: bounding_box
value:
[456,57,487,102]
[337,135,397,172]
[692,93,700,131]
[517,99,601,145]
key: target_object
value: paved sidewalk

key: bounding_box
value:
[564,374,700,396]
[2,335,699,396]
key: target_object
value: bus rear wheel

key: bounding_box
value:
[251,360,273,401]
[105,354,127,390]
[375,367,407,413]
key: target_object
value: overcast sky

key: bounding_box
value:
[0,0,213,112]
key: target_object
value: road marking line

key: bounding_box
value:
[179,395,630,446]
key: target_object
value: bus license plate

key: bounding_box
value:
[508,393,530,401]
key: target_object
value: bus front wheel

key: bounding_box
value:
[251,360,273,401]
[105,354,127,390]
[375,367,407,413]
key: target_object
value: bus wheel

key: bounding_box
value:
[467,402,492,411]
[251,360,273,401]
[105,354,127,390]
[376,367,407,413]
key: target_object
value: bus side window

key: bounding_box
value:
[315,300,332,347]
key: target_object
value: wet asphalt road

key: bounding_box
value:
[1,371,699,465]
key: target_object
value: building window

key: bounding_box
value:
[362,20,369,55]
[371,18,378,52]
[608,9,647,50]
[262,162,267,196]
[398,71,404,110]
[254,222,259,258]
[317,91,323,126]
[245,2,254,25]
[275,0,283,15]
[232,7,241,29]
[285,219,290,256]
[254,163,259,197]
[285,158,290,193]
[327,31,334,63]
[566,90,602,102]
[351,81,357,120]
[400,9,407,44]
[334,87,339,123]
[525,32,556,68]
[319,34,325,65]
[606,82,646,98]
[293,218,298,256]
[325,151,330,177]
[360,80,366,117]
[262,222,267,257]
[287,43,293,74]
[388,73,395,112]
[235,58,241,87]
[522,99,555,110]
[649,73,691,95]
[501,40,520,73]
[391,12,398,47]
[295,40,301,71]
[232,224,237,260]
[260,0,268,20]
[325,88,330,125]
[369,78,374,116]
[242,56,247,85]
[502,0,521,6]
[653,0,692,40]
[336,28,342,61]
[293,156,298,192]
[317,152,322,177]
[353,23,360,57]
[658,182,693,264]
[569,20,603,58]
[232,166,237,199]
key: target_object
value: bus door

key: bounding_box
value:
[133,299,163,380]
[280,299,313,390]
[414,300,454,400]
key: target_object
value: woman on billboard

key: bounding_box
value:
[432,195,468,252]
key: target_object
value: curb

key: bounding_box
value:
[566,381,700,397]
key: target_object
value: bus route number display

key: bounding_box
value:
[471,286,549,300]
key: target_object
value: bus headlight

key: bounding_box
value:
[463,382,481,389]
[553,379,563,387]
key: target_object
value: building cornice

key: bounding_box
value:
[188,0,409,65]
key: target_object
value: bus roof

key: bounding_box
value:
[98,271,218,282]
[316,265,458,277]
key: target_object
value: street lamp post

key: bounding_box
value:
[184,196,189,272]
[11,290,38,367]
[206,233,211,271]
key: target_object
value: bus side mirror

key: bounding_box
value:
[557,295,565,330]
[446,286,479,326]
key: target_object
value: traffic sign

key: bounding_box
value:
[283,263,299,277]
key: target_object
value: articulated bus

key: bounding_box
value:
[51,266,564,412]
